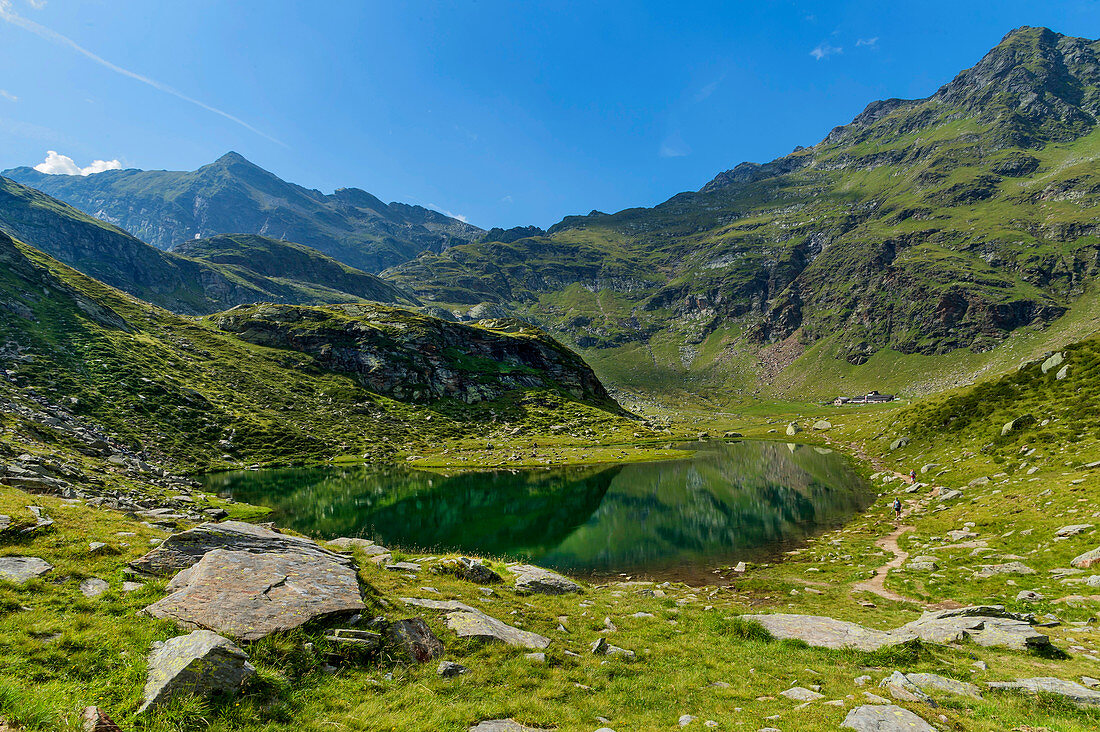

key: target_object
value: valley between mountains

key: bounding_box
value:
[2,24,1100,732]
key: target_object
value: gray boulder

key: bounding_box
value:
[841,704,937,731]
[975,561,1035,577]
[786,422,801,436]
[438,660,468,677]
[143,549,365,641]
[509,564,581,595]
[1071,546,1100,569]
[79,578,110,599]
[469,721,553,732]
[1055,524,1093,538]
[138,630,255,713]
[987,677,1100,706]
[1001,414,1035,437]
[447,610,551,649]
[1040,352,1064,374]
[1015,590,1044,602]
[0,556,52,583]
[898,606,1048,651]
[905,672,981,699]
[889,437,910,451]
[131,520,351,576]
[812,420,832,431]
[780,686,824,701]
[385,617,445,664]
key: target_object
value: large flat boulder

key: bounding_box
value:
[0,556,52,583]
[841,704,937,731]
[131,521,351,576]
[138,630,255,713]
[898,607,1048,651]
[905,673,981,699]
[507,565,581,595]
[987,677,1100,706]
[143,549,364,641]
[447,611,551,649]
[742,614,912,652]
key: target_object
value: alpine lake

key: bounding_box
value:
[201,439,872,584]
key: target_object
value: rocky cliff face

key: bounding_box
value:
[5,152,484,273]
[212,303,611,405]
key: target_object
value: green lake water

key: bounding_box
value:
[201,440,872,583]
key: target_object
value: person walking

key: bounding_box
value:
[892,496,903,520]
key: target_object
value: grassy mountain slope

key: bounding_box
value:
[0,231,629,472]
[173,233,417,307]
[5,152,484,272]
[386,27,1100,400]
[0,177,415,314]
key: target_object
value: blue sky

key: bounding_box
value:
[1,1,1098,229]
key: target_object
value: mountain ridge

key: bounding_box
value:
[5,151,484,273]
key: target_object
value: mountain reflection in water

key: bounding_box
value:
[202,440,871,583]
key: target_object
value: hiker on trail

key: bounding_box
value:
[909,469,916,483]
[893,497,902,520]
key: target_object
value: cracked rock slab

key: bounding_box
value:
[131,521,351,576]
[469,721,555,732]
[143,549,364,641]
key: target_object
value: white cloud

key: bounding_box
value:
[26,0,46,8]
[0,89,16,101]
[33,150,121,176]
[856,37,879,47]
[693,76,724,103]
[659,131,690,158]
[0,3,284,146]
[810,43,843,61]
[500,195,513,204]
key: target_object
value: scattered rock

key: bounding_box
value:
[786,422,801,436]
[138,630,255,713]
[841,704,937,731]
[905,672,981,699]
[324,628,381,650]
[438,660,468,677]
[1056,364,1069,380]
[386,561,422,572]
[590,636,635,659]
[385,617,445,664]
[1056,524,1093,538]
[525,652,546,663]
[508,564,582,595]
[143,548,365,641]
[79,577,110,598]
[327,537,391,556]
[1016,590,1044,602]
[987,677,1100,706]
[780,686,824,701]
[880,671,935,705]
[0,556,52,583]
[889,437,910,451]
[898,606,1049,651]
[975,562,1035,578]
[812,420,832,431]
[433,557,504,584]
[1001,414,1035,437]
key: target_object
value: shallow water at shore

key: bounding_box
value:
[202,440,872,583]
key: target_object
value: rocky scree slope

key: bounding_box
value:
[0,176,414,314]
[5,151,485,272]
[213,303,611,405]
[387,27,1100,384]
[0,233,625,470]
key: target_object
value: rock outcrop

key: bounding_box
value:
[841,704,937,731]
[0,556,52,583]
[213,303,612,405]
